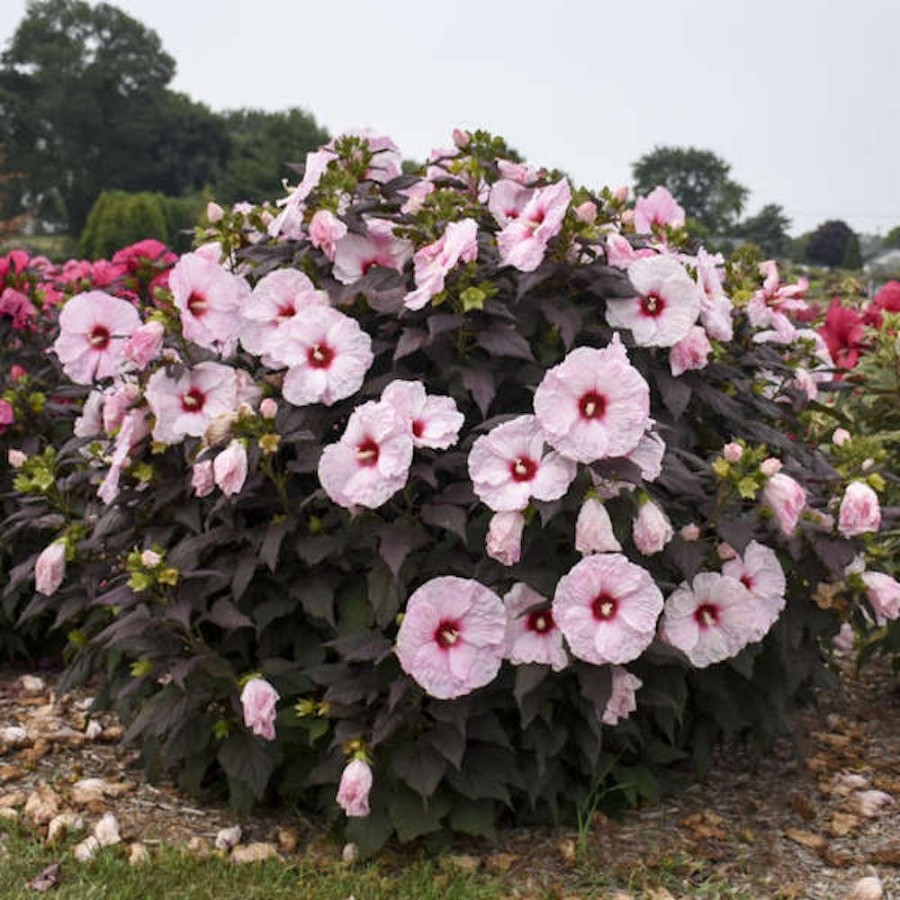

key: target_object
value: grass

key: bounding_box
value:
[0,819,764,900]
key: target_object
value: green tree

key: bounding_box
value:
[883,225,900,250]
[805,219,858,269]
[214,108,329,205]
[631,145,749,235]
[734,203,793,258]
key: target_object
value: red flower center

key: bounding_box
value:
[640,292,666,318]
[276,303,296,321]
[181,387,205,413]
[187,291,209,318]
[360,259,379,276]
[694,603,719,629]
[435,619,462,649]
[355,438,380,467]
[307,342,335,369]
[592,593,618,621]
[740,574,754,591]
[527,609,554,634]
[579,391,607,420]
[89,325,110,349]
[412,419,424,438]
[510,456,538,482]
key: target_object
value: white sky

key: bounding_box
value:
[1,0,897,236]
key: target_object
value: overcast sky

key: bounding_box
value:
[1,0,897,236]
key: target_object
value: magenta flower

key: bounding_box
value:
[503,583,567,672]
[395,576,506,699]
[497,178,571,272]
[660,573,757,668]
[722,540,786,640]
[533,336,651,464]
[274,306,373,407]
[632,499,674,556]
[860,572,900,622]
[144,362,239,445]
[404,218,479,311]
[213,440,249,497]
[838,482,881,537]
[468,415,577,512]
[169,252,250,356]
[241,268,330,361]
[380,380,464,450]
[601,667,643,726]
[332,219,413,285]
[336,758,373,818]
[670,326,713,377]
[762,472,806,536]
[53,291,141,384]
[552,554,664,666]
[0,399,14,434]
[239,678,279,741]
[575,498,622,555]
[486,511,525,567]
[35,541,67,597]
[633,186,685,233]
[606,257,702,347]
[317,400,413,509]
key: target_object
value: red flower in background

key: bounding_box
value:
[864,280,900,328]
[818,297,865,371]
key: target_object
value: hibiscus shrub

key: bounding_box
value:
[8,130,896,853]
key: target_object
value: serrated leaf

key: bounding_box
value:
[217,731,276,800]
[460,368,495,417]
[476,325,534,361]
[391,740,447,798]
[206,598,255,633]
[387,784,450,842]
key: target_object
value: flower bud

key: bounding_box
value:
[206,201,224,223]
[760,457,782,477]
[35,541,67,596]
[832,427,851,447]
[8,448,26,468]
[838,481,881,537]
[575,498,621,554]
[336,758,373,818]
[486,511,524,567]
[723,442,743,463]
[259,398,278,420]
[239,678,279,741]
[632,500,673,556]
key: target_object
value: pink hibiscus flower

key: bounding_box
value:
[0,287,37,329]
[240,269,330,361]
[486,511,525,566]
[317,400,413,509]
[721,540,786,640]
[503,582,567,672]
[332,219,413,285]
[467,415,577,512]
[692,247,734,341]
[239,678,279,741]
[670,325,713,376]
[625,430,666,482]
[632,499,674,556]
[395,576,506,699]
[336,758,373,817]
[404,218,479,311]
[268,148,338,240]
[488,179,534,227]
[552,553,664,666]
[606,256,702,347]
[746,260,809,345]
[601,667,643,726]
[169,252,250,356]
[273,306,373,407]
[660,572,757,668]
[53,292,141,385]
[533,335,651,464]
[762,472,807,536]
[604,233,656,270]
[497,178,571,272]
[308,210,348,261]
[380,380,464,450]
[838,481,881,537]
[575,498,622,555]
[860,571,900,622]
[633,186,685,234]
[97,408,151,505]
[144,362,240,445]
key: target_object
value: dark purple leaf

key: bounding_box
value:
[206,598,255,633]
[460,368,495,417]
[421,504,469,544]
[378,523,430,578]
[540,298,583,349]
[394,327,430,360]
[476,325,534,361]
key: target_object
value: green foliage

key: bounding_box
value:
[734,204,792,258]
[631,145,749,235]
[883,225,900,250]
[805,219,858,268]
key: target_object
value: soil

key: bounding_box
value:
[1,651,898,899]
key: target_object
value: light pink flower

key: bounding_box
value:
[552,553,664,666]
[53,291,141,384]
[833,428,851,447]
[633,186,685,233]
[503,583,567,671]
[241,268,330,361]
[145,362,239,445]
[606,256,702,347]
[604,233,655,270]
[213,440,248,496]
[169,252,250,356]
[404,218,479,311]
[123,320,165,370]
[318,400,413,509]
[398,180,435,215]
[660,573,757,667]
[763,472,806,535]
[268,148,338,239]
[380,380,464,450]
[669,325,712,376]
[206,201,224,223]
[486,511,525,566]
[35,541,66,596]
[74,390,104,438]
[575,200,597,224]
[534,336,651,464]
[101,382,140,434]
[747,260,809,345]
[601,667,643,726]
[274,307,373,407]
[722,540,787,640]
[308,210,348,261]
[496,159,539,185]
[336,758,373,818]
[332,219,413,285]
[717,542,737,561]
[8,449,26,468]
[192,460,215,497]
[838,482,881,537]
[259,398,278,420]
[497,178,571,272]
[693,248,734,341]
[760,457,782,477]
[468,415,577,512]
[395,576,506,699]
[860,571,900,621]
[625,431,666,482]
[832,622,855,652]
[680,523,701,541]
[632,499,674,556]
[488,179,534,227]
[723,442,743,463]
[239,678,279,741]
[575,498,622,555]
[97,408,150,504]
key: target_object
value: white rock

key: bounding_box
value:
[94,812,121,847]
[47,812,84,844]
[71,778,108,805]
[341,842,359,865]
[84,720,103,740]
[0,726,28,748]
[19,675,46,694]
[215,825,242,851]
[24,786,60,825]
[230,842,279,864]
[73,835,100,862]
[0,808,18,822]
[128,842,150,866]
[847,876,884,900]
